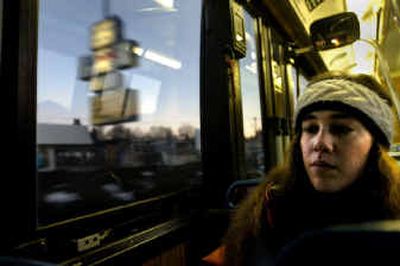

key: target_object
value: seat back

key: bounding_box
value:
[225,178,262,208]
[276,220,400,266]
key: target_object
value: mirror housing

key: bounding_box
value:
[310,12,360,51]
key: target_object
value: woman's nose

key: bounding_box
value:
[313,130,335,152]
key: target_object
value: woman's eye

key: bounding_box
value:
[302,125,319,134]
[330,124,353,135]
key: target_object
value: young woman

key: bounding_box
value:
[205,72,400,266]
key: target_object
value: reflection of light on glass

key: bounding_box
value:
[347,0,382,18]
[144,50,182,69]
[320,44,356,73]
[347,0,379,40]
[245,62,257,74]
[328,51,348,66]
[245,32,253,45]
[154,0,174,9]
[274,80,283,93]
[349,41,375,74]
[246,31,258,60]
[132,46,144,56]
[236,34,244,42]
[331,38,340,46]
[272,61,283,93]
[44,191,81,203]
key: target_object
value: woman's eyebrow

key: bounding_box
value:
[302,113,316,121]
[330,113,352,119]
[302,112,352,122]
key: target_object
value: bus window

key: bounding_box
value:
[36,0,202,226]
[285,63,296,135]
[239,10,265,178]
[270,30,288,165]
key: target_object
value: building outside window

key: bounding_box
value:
[37,0,202,226]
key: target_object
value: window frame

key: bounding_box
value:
[2,1,203,262]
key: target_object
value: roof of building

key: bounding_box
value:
[37,123,93,145]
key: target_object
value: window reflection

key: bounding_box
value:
[37,0,201,225]
[239,11,265,177]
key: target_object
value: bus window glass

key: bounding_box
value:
[239,11,265,177]
[269,31,287,165]
[286,63,296,133]
[270,33,285,120]
[36,0,202,226]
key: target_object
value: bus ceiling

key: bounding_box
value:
[246,0,400,120]
[251,0,400,81]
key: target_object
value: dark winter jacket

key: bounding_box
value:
[222,166,392,266]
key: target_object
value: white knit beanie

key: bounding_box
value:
[294,78,393,146]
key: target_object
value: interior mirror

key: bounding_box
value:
[310,12,360,51]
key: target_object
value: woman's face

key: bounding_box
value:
[300,110,373,193]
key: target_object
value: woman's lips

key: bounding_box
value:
[310,161,336,169]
